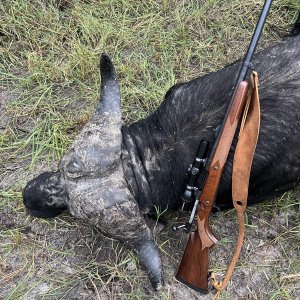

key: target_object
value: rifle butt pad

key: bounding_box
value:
[175,231,210,293]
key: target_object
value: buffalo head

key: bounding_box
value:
[23,54,163,290]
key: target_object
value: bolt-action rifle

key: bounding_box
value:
[175,0,272,293]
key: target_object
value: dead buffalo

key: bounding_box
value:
[23,22,300,289]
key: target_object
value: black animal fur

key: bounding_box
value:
[122,33,300,212]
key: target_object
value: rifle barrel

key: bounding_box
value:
[206,0,272,169]
[237,0,273,82]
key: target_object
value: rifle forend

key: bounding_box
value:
[176,81,249,293]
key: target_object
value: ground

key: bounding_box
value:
[0,1,299,299]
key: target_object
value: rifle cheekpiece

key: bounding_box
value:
[174,0,271,296]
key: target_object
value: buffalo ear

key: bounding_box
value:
[95,53,121,117]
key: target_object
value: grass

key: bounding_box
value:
[0,0,300,299]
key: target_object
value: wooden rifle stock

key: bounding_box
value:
[176,81,249,293]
